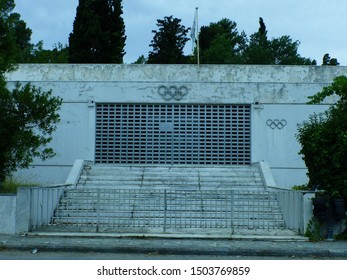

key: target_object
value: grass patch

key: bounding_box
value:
[0,179,33,194]
[291,184,311,191]
[305,217,325,242]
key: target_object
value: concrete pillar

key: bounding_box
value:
[15,187,31,234]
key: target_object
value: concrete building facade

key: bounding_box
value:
[5,64,347,188]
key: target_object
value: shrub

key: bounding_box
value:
[296,76,347,199]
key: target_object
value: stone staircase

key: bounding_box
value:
[77,164,265,190]
[52,188,285,232]
[44,164,294,236]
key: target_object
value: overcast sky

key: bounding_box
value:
[14,0,347,65]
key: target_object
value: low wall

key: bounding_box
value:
[0,195,16,234]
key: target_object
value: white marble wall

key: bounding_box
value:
[6,64,347,188]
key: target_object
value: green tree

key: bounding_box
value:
[0,0,63,187]
[133,54,147,64]
[0,0,32,71]
[69,0,126,63]
[29,41,69,63]
[1,0,68,64]
[244,17,273,64]
[297,76,347,198]
[270,35,314,65]
[243,17,315,65]
[0,77,62,186]
[322,53,339,66]
[147,16,190,64]
[199,18,247,64]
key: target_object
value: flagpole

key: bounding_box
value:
[196,7,200,66]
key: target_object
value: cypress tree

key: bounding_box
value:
[69,0,126,63]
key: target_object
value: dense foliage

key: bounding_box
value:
[3,0,341,65]
[69,0,126,63]
[0,0,62,186]
[196,17,315,65]
[0,77,62,185]
[147,16,190,64]
[28,41,69,63]
[198,18,247,64]
[0,0,32,70]
[296,76,347,198]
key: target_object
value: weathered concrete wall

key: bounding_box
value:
[0,195,16,234]
[7,64,346,105]
[5,64,347,187]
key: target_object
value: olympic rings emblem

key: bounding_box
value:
[266,119,287,129]
[158,86,189,101]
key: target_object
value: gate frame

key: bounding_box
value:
[94,103,252,166]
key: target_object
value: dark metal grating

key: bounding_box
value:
[95,104,251,165]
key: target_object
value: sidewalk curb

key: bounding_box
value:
[27,231,309,241]
[1,235,346,258]
[0,242,338,258]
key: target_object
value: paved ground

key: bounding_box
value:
[1,250,342,260]
[1,233,347,259]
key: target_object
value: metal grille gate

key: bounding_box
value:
[95,104,251,165]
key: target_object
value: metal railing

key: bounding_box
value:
[24,186,305,234]
[52,189,235,233]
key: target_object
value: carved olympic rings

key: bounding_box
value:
[158,86,189,101]
[266,119,287,129]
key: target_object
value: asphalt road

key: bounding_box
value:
[0,249,341,260]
